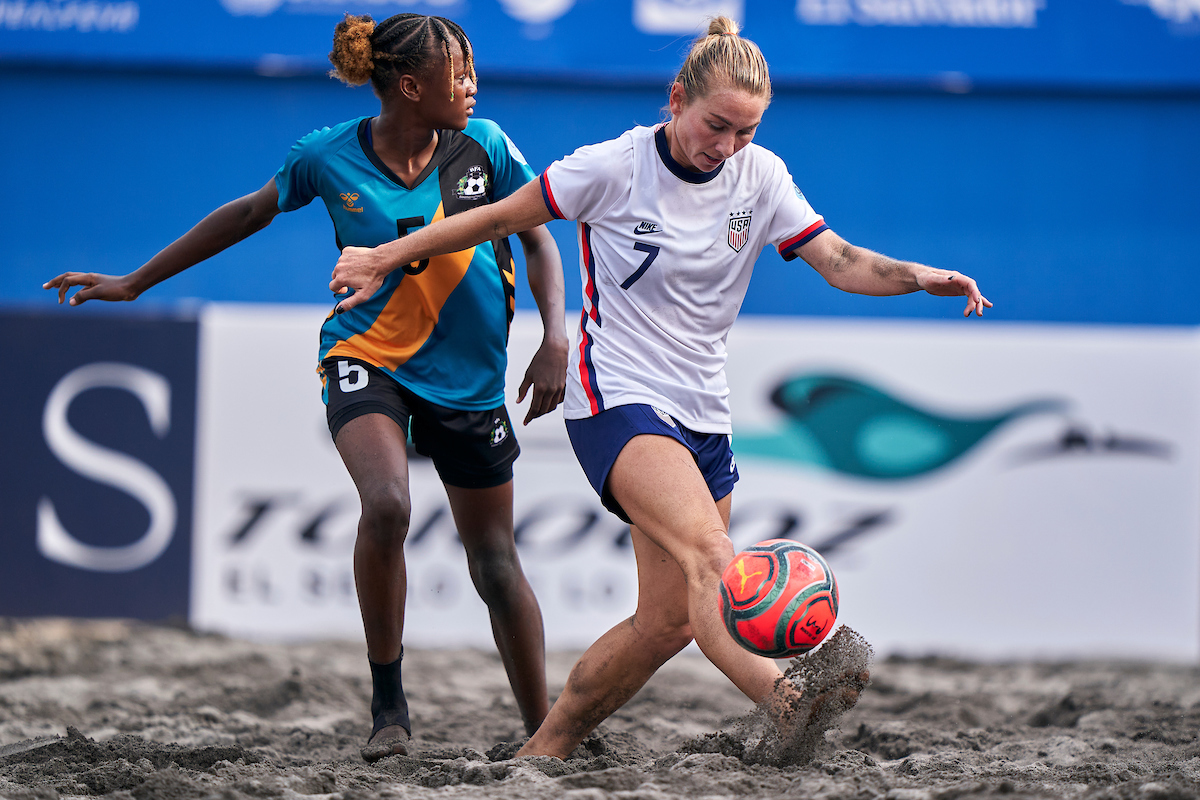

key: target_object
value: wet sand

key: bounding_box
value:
[1,617,1198,799]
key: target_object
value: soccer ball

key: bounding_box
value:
[719,539,839,658]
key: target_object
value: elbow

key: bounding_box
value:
[824,273,860,295]
[238,198,278,236]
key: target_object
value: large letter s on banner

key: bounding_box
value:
[38,363,177,572]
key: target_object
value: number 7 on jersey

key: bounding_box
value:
[621,243,660,290]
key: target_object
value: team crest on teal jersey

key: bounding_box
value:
[456,166,489,199]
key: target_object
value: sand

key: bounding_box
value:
[1,617,1198,799]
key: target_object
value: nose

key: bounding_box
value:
[714,130,736,158]
[464,76,478,97]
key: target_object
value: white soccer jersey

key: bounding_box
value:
[540,123,828,434]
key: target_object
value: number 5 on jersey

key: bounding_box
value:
[397,216,429,275]
[621,243,660,290]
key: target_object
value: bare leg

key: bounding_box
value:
[519,434,785,758]
[445,481,549,735]
[608,435,785,701]
[334,414,412,756]
[517,519,699,758]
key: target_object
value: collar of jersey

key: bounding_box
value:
[359,117,451,191]
[655,125,724,185]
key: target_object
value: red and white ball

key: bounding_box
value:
[719,539,839,658]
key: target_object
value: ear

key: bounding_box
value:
[668,82,688,117]
[396,72,422,103]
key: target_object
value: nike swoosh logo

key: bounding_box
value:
[633,222,662,235]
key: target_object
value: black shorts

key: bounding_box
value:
[321,357,519,489]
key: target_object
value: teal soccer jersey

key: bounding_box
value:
[274,116,536,409]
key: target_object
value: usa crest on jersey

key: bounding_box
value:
[727,210,752,252]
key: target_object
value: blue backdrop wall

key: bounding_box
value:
[2,66,1197,324]
[4,0,1200,325]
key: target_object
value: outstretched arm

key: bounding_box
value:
[514,225,569,425]
[331,179,554,314]
[798,229,992,317]
[44,179,282,305]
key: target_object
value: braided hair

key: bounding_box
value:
[328,13,476,99]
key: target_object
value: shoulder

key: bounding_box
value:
[732,142,798,199]
[463,116,506,143]
[461,118,529,166]
[559,127,639,169]
[288,117,365,164]
[737,141,788,176]
[296,117,364,149]
[594,126,643,157]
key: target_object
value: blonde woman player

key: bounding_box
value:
[330,16,991,758]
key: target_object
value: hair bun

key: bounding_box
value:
[329,13,377,87]
[706,15,740,37]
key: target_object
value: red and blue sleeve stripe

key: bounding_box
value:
[539,170,566,220]
[778,219,829,261]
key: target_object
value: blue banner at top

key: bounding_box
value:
[2,0,1199,88]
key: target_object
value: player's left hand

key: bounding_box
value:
[330,246,392,314]
[916,269,993,317]
[517,335,568,425]
[43,272,139,305]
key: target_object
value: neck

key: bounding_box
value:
[663,120,698,173]
[373,104,437,160]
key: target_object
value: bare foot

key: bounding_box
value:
[751,626,874,765]
[360,723,410,763]
[767,668,868,732]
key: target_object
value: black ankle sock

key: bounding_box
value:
[368,648,411,738]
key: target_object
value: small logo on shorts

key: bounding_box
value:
[652,407,676,428]
[490,417,510,446]
[730,454,736,473]
[633,221,662,235]
[456,166,489,200]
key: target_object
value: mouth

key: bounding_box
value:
[700,152,723,169]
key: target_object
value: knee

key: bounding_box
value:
[358,484,411,544]
[633,612,693,660]
[466,545,523,606]
[683,528,736,585]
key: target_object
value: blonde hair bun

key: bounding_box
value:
[706,15,740,37]
[675,15,770,102]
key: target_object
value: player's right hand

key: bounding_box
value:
[330,245,389,314]
[43,272,138,306]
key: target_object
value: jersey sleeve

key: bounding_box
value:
[539,134,633,223]
[765,159,829,262]
[273,128,329,213]
[472,119,537,201]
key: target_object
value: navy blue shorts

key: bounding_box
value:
[565,404,739,524]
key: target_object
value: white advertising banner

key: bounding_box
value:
[192,305,1200,661]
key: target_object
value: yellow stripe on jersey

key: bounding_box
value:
[328,203,477,371]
